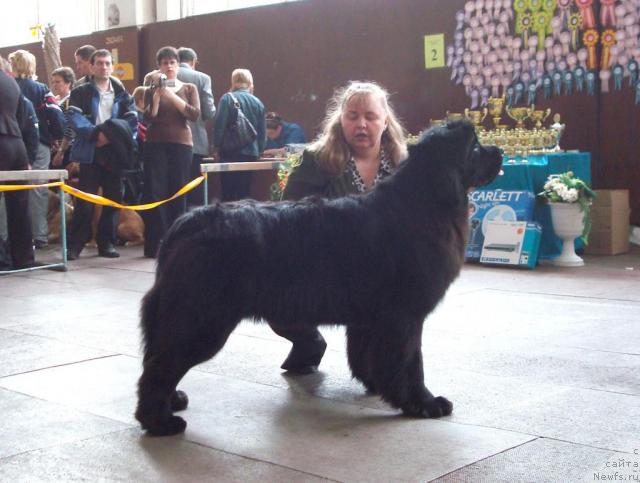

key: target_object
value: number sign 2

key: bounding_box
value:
[424,34,445,69]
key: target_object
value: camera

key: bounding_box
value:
[158,74,167,88]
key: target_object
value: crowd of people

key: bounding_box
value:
[0,42,407,283]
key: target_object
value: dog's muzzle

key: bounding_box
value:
[465,144,503,188]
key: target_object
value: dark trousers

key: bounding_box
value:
[142,142,192,257]
[220,153,258,201]
[187,153,206,207]
[68,149,123,251]
[0,135,34,268]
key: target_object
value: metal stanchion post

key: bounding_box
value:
[203,172,208,206]
[59,175,68,269]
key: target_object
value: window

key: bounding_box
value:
[182,0,303,17]
[0,0,96,48]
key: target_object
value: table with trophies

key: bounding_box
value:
[442,98,591,260]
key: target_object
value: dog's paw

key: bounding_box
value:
[362,380,379,395]
[401,396,453,418]
[143,415,187,436]
[282,365,319,375]
[170,390,189,412]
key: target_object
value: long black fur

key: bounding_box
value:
[135,121,502,435]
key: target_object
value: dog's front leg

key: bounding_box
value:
[268,323,327,374]
[368,319,453,418]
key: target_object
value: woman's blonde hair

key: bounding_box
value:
[8,49,36,79]
[309,81,407,176]
[230,68,253,90]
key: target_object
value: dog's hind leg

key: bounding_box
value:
[346,326,377,393]
[135,351,193,436]
[268,323,327,374]
[367,318,453,419]
[136,280,241,436]
[136,316,240,436]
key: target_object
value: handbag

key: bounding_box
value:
[221,92,258,152]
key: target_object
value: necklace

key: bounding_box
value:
[347,149,393,193]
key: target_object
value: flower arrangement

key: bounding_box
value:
[270,153,302,201]
[538,171,596,242]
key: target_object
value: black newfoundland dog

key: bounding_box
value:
[135,121,502,435]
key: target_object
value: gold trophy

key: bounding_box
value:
[549,113,565,152]
[446,111,464,122]
[487,97,505,129]
[506,106,532,129]
[464,108,488,130]
[529,106,551,129]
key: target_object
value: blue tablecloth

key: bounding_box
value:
[481,151,592,260]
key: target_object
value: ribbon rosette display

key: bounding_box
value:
[582,29,599,70]
[600,29,617,70]
[575,0,596,29]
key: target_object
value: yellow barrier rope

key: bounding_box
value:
[0,181,63,192]
[0,175,206,211]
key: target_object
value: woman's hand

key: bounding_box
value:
[162,87,189,113]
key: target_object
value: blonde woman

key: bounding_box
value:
[272,81,408,374]
[283,81,407,199]
[0,56,37,270]
[8,49,64,248]
[212,68,266,201]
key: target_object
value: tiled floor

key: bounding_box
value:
[1,244,639,482]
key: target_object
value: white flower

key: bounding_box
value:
[563,188,579,202]
[554,184,568,197]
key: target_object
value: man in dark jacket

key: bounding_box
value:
[65,49,137,260]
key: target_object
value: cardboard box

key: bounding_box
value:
[585,189,630,255]
[480,221,542,269]
[466,190,536,261]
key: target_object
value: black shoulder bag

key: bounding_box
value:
[221,92,258,152]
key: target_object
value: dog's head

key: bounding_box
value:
[408,120,502,193]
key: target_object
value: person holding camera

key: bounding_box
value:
[141,46,200,258]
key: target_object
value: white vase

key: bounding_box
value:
[549,202,586,267]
